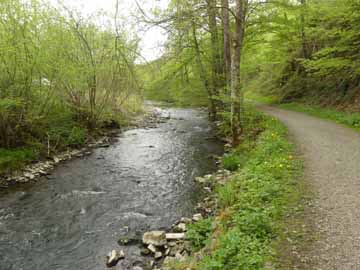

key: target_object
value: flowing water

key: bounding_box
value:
[0,107,223,270]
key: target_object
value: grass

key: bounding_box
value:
[0,148,39,174]
[279,103,360,131]
[168,106,304,270]
[246,91,360,131]
[245,92,280,105]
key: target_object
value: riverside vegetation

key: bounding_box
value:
[0,0,142,176]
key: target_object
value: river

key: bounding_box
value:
[0,107,223,270]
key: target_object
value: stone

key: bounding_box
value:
[143,231,167,246]
[140,248,151,256]
[180,217,192,224]
[165,233,185,240]
[169,243,185,256]
[195,177,206,183]
[106,250,125,268]
[163,256,176,266]
[147,244,157,254]
[154,251,163,259]
[168,241,177,247]
[24,173,35,180]
[175,252,186,261]
[193,213,203,221]
[53,157,60,163]
[173,223,186,232]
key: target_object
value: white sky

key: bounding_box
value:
[47,0,169,62]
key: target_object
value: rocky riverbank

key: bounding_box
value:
[106,169,232,270]
[0,106,170,188]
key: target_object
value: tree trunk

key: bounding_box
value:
[222,0,231,90]
[300,0,308,58]
[230,0,247,145]
[206,0,223,115]
[191,22,217,120]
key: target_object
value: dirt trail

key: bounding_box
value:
[260,105,360,270]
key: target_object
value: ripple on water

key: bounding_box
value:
[0,107,223,270]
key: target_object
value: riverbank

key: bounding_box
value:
[0,104,169,188]
[148,106,306,270]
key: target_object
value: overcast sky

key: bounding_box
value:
[47,0,169,61]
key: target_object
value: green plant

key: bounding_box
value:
[186,218,214,251]
[0,148,38,174]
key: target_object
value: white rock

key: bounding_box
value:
[147,244,157,253]
[180,217,192,224]
[24,173,35,180]
[192,213,203,221]
[154,251,163,259]
[53,157,60,163]
[165,233,185,240]
[174,223,187,232]
[106,250,125,267]
[143,231,167,246]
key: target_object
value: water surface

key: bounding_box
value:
[0,108,223,270]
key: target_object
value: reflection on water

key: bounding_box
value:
[0,108,223,270]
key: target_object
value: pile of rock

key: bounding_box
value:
[140,214,203,270]
[132,107,171,130]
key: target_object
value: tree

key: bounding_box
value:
[222,0,231,89]
[230,0,248,145]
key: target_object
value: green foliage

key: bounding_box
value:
[222,154,242,171]
[0,148,38,174]
[244,0,360,107]
[0,0,141,172]
[186,218,214,252]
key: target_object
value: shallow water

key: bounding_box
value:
[0,108,223,270]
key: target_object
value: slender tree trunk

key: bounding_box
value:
[222,0,231,90]
[231,0,247,145]
[191,22,216,120]
[206,0,223,116]
[300,0,308,58]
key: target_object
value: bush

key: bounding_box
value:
[0,98,27,148]
[222,153,242,171]
[186,218,214,252]
[0,148,38,174]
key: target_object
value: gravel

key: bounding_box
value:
[260,105,360,270]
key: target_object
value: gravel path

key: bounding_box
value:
[259,105,360,270]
